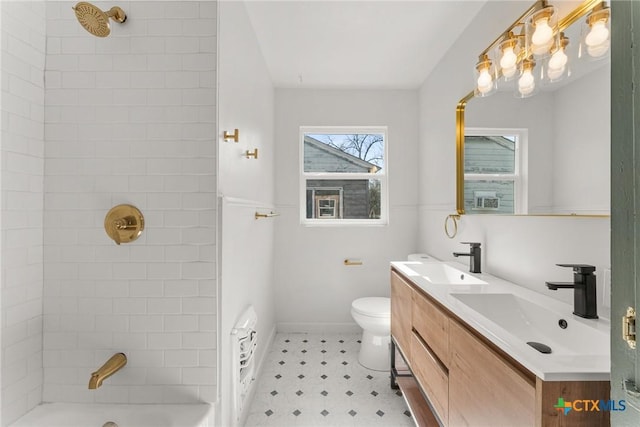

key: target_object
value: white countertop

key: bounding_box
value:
[391,260,610,381]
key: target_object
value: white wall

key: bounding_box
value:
[553,66,610,214]
[42,0,217,405]
[274,89,419,330]
[419,1,611,318]
[0,1,46,425]
[217,2,276,426]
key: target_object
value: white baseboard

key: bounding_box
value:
[277,322,361,334]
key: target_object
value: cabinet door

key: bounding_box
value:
[449,320,535,427]
[391,270,413,358]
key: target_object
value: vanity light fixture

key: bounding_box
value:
[474,54,495,97]
[583,2,610,58]
[471,0,607,99]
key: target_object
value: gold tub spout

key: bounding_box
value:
[88,353,127,389]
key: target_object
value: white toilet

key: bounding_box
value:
[351,297,391,371]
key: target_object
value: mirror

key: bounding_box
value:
[456,1,610,216]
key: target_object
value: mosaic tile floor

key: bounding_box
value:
[245,333,414,426]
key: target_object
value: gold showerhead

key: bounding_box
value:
[72,2,126,37]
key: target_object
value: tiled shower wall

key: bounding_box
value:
[1,1,46,425]
[43,0,217,405]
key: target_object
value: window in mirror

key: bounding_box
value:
[300,127,387,225]
[464,128,527,215]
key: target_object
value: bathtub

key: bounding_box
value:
[10,403,213,427]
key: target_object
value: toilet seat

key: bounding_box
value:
[351,297,390,318]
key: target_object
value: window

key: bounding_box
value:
[464,128,527,214]
[300,127,387,225]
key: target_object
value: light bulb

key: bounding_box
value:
[518,69,535,96]
[586,20,609,47]
[547,65,565,81]
[548,48,568,70]
[500,47,517,69]
[502,65,517,79]
[477,68,493,94]
[587,39,610,57]
[532,17,553,47]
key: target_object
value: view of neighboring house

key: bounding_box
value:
[464,135,516,214]
[304,135,380,219]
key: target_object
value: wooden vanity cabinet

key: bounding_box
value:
[390,267,610,427]
[391,270,413,358]
[449,320,535,426]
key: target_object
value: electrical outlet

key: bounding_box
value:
[602,268,611,309]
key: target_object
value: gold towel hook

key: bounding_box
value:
[223,128,239,142]
[245,148,258,159]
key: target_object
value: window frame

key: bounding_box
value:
[464,127,528,215]
[300,126,389,226]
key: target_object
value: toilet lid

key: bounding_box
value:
[352,297,390,318]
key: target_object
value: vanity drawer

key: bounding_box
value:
[412,289,450,366]
[411,331,448,426]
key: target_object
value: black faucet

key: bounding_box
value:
[453,242,481,273]
[546,264,598,319]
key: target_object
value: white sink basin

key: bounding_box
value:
[451,293,608,356]
[405,262,487,285]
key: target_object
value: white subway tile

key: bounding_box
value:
[147,54,183,71]
[147,367,182,385]
[131,37,164,54]
[61,71,96,88]
[129,386,164,404]
[95,71,131,88]
[182,367,215,385]
[166,37,199,54]
[163,315,197,332]
[182,297,215,314]
[78,298,113,315]
[111,263,147,280]
[164,2,199,19]
[131,71,165,89]
[113,333,148,349]
[165,246,199,262]
[111,54,147,72]
[147,19,183,36]
[127,350,164,368]
[95,315,129,332]
[163,280,198,297]
[198,350,216,367]
[147,263,180,280]
[130,315,164,333]
[164,350,198,367]
[181,262,214,279]
[60,38,95,55]
[130,281,163,297]
[148,298,181,314]
[78,55,114,71]
[94,37,131,55]
[77,332,114,349]
[148,333,181,349]
[114,298,147,315]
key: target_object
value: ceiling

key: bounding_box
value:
[243,1,488,89]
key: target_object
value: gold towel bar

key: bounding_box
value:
[255,211,279,219]
[344,259,363,266]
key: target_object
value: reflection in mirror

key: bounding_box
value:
[457,0,610,216]
[464,128,526,214]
